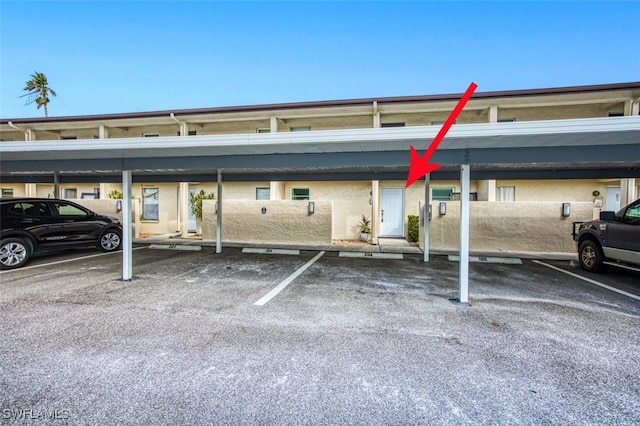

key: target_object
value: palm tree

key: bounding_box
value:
[22,72,57,117]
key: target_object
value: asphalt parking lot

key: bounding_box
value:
[1,246,639,425]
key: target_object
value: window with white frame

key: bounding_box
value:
[291,188,310,200]
[142,188,160,220]
[63,188,77,199]
[497,186,515,202]
[432,187,454,201]
[1,188,14,198]
[256,187,270,200]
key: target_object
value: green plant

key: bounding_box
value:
[358,214,371,234]
[189,189,215,219]
[407,214,419,242]
[107,189,123,199]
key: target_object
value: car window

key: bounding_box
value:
[53,202,89,217]
[623,203,640,225]
[10,202,52,217]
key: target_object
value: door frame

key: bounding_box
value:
[380,187,404,237]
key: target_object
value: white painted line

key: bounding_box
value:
[254,251,325,306]
[0,247,147,273]
[242,247,300,256]
[149,244,201,251]
[604,261,640,273]
[533,260,640,301]
[449,255,522,264]
[339,252,403,260]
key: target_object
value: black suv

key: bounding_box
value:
[1,198,122,270]
[573,198,640,272]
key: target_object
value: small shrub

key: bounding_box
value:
[407,214,419,242]
[189,189,215,219]
[107,189,123,199]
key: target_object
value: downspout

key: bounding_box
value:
[170,113,186,135]
[8,121,30,141]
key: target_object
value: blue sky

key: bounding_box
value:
[1,1,639,118]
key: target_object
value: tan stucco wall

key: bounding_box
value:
[419,201,594,254]
[75,199,141,238]
[202,200,332,244]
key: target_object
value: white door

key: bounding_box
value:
[605,187,620,212]
[380,188,404,236]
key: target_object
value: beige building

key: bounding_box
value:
[1,82,639,254]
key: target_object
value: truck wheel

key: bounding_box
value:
[578,240,605,272]
[0,237,32,270]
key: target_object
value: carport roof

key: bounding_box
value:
[1,116,639,182]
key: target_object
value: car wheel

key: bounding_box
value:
[578,239,605,272]
[0,237,32,270]
[98,229,122,252]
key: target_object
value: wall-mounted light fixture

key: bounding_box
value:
[439,202,447,216]
[116,200,122,212]
[562,202,571,217]
[308,201,315,214]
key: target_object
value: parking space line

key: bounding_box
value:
[254,251,325,306]
[533,260,640,301]
[0,247,147,273]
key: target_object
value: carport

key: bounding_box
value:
[1,116,639,302]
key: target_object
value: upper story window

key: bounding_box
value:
[257,128,270,133]
[497,118,516,123]
[381,122,405,127]
[61,135,77,140]
[497,186,515,202]
[290,126,311,132]
[1,188,14,198]
[143,133,159,137]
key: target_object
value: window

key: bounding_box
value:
[381,122,405,127]
[177,131,198,136]
[12,202,50,217]
[432,188,453,201]
[497,118,516,123]
[142,188,159,220]
[290,126,311,132]
[609,112,624,117]
[1,188,13,198]
[291,188,310,200]
[63,188,77,199]
[53,202,88,217]
[497,186,515,202]
[143,133,159,137]
[61,135,77,140]
[256,187,270,200]
[256,128,270,133]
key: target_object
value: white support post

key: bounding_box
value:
[423,175,430,263]
[458,164,470,303]
[122,170,133,281]
[216,169,223,254]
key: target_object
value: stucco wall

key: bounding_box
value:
[419,201,594,254]
[202,200,332,244]
[75,199,141,238]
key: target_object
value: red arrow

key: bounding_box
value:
[405,82,478,187]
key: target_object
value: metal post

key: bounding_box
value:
[459,164,470,303]
[216,169,222,254]
[423,174,430,263]
[53,172,60,199]
[122,170,133,281]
